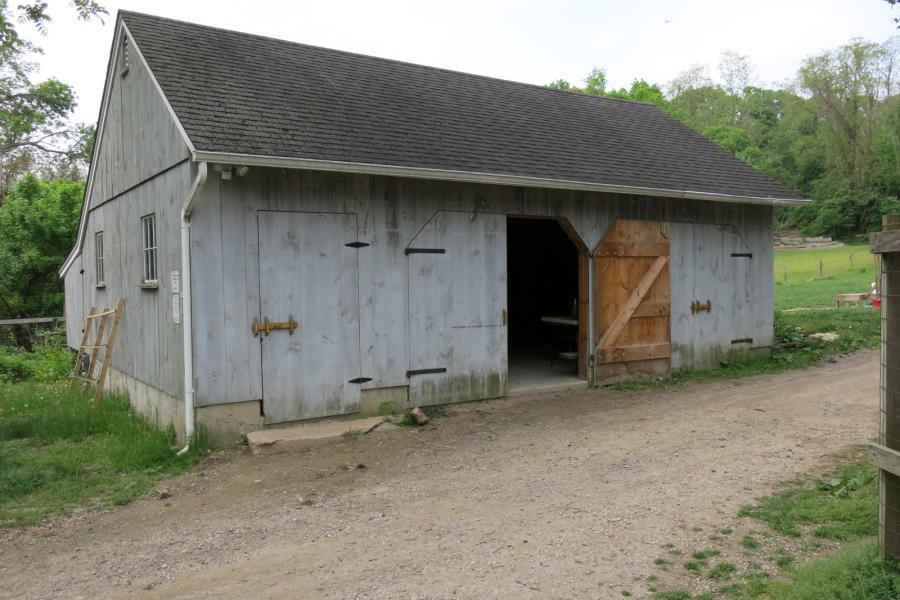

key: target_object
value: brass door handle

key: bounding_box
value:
[252,315,298,337]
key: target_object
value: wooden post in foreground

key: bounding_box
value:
[869,214,900,559]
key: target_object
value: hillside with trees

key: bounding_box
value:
[550,36,900,240]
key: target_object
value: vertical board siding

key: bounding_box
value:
[65,162,191,399]
[64,27,192,402]
[88,36,189,210]
[668,223,695,369]
[64,256,85,349]
[407,211,508,407]
[188,168,774,408]
[257,211,361,421]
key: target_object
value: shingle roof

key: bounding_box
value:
[121,11,802,202]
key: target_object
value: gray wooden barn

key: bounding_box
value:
[61,12,804,443]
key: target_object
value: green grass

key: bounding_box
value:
[0,382,202,527]
[684,560,704,572]
[738,460,877,540]
[654,457,893,600]
[774,245,877,310]
[610,307,880,393]
[707,562,737,580]
[0,341,73,383]
[741,535,760,550]
[653,590,712,600]
[727,540,900,599]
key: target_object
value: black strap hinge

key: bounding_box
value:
[731,338,754,345]
[405,248,446,255]
[348,377,373,384]
[731,253,753,258]
[346,242,370,248]
[407,367,447,377]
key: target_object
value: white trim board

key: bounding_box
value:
[193,150,809,208]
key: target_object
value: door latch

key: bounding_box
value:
[691,300,712,314]
[252,315,298,337]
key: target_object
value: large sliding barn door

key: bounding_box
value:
[407,211,507,407]
[257,211,362,423]
[594,219,671,379]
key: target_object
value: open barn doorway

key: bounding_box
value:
[507,216,588,392]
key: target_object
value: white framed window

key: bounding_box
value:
[141,214,157,284]
[95,231,105,286]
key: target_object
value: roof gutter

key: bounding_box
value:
[177,161,207,455]
[192,150,808,206]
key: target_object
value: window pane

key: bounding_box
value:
[141,214,158,283]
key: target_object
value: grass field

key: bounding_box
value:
[0,383,202,527]
[774,245,877,311]
[654,458,900,600]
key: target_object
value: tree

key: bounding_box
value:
[0,174,82,347]
[718,50,755,123]
[0,0,105,197]
[666,64,713,98]
[583,67,607,96]
[547,79,572,91]
[606,79,669,109]
[799,38,890,194]
[545,34,900,239]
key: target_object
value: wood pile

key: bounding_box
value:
[774,234,844,249]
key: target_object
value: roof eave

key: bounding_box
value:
[192,150,808,206]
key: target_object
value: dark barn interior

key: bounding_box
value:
[506,217,581,389]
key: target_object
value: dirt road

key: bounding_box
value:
[1,351,879,599]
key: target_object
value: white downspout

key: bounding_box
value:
[177,162,208,455]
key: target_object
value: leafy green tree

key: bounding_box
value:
[548,34,900,239]
[0,174,82,347]
[0,0,105,197]
[547,79,572,91]
[605,80,669,109]
[583,67,607,96]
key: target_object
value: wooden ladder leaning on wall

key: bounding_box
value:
[69,298,125,404]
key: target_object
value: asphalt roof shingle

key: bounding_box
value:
[121,11,803,201]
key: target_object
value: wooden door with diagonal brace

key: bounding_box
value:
[594,219,671,380]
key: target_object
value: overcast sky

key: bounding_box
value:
[20,0,900,125]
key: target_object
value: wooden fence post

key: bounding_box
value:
[869,214,900,560]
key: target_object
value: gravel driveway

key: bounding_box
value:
[1,350,879,599]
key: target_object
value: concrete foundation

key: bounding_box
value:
[359,386,410,416]
[106,367,184,437]
[196,401,264,447]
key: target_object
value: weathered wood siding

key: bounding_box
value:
[75,163,191,397]
[63,27,192,400]
[64,255,85,349]
[190,168,774,407]
[88,30,189,210]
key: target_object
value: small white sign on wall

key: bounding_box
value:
[170,270,180,294]
[172,294,181,324]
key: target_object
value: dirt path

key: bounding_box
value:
[1,351,880,599]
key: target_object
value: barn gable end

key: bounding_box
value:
[62,19,195,434]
